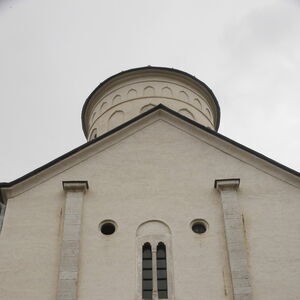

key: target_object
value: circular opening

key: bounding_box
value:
[191,219,208,234]
[100,222,116,235]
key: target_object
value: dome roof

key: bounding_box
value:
[81,66,221,140]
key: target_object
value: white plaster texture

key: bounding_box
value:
[0,111,299,300]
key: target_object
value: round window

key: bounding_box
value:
[100,221,116,235]
[191,219,208,234]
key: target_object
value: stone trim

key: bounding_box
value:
[57,181,88,300]
[215,179,252,300]
[62,181,89,192]
[214,178,240,189]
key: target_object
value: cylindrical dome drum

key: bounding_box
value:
[82,67,220,140]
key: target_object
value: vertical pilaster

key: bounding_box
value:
[215,179,252,300]
[57,181,88,300]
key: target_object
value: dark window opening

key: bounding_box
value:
[100,222,115,235]
[157,242,168,299]
[192,221,207,234]
[142,243,153,299]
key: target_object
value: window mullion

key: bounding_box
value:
[152,247,158,299]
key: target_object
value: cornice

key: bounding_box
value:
[214,178,240,190]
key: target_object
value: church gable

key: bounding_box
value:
[1,105,298,200]
[1,108,299,299]
[1,67,300,300]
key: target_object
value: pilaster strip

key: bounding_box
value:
[215,179,252,300]
[57,181,88,300]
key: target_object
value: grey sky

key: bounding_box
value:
[0,0,299,181]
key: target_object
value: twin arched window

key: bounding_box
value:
[142,242,168,299]
[137,220,173,300]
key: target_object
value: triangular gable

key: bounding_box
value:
[0,104,299,201]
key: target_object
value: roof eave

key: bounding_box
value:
[0,104,298,190]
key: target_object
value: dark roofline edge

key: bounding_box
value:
[81,66,221,137]
[0,104,299,190]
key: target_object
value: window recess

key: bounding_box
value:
[157,242,168,299]
[136,221,174,300]
[142,243,153,299]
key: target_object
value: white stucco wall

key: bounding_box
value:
[0,115,299,300]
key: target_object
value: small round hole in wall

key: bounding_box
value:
[100,220,116,235]
[191,219,208,234]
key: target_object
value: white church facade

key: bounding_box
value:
[0,67,299,300]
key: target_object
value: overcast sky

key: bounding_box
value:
[0,0,299,182]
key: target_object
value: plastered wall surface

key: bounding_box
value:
[0,184,63,299]
[0,118,299,300]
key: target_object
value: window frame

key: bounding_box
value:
[137,234,174,300]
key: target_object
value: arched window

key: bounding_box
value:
[142,243,153,299]
[137,221,174,299]
[157,242,168,299]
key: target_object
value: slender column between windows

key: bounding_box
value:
[152,248,158,299]
[215,179,252,300]
[57,181,88,300]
